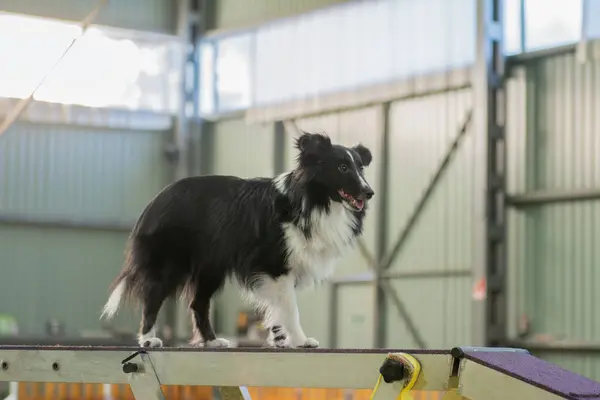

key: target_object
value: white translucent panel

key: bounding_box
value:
[504,0,524,55]
[253,0,476,106]
[0,12,181,113]
[525,0,582,51]
[214,34,253,112]
[199,0,586,115]
[199,42,216,115]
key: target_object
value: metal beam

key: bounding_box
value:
[273,121,286,174]
[332,269,472,285]
[381,269,471,280]
[167,0,205,342]
[0,213,132,232]
[473,0,507,347]
[374,102,391,348]
[507,188,600,207]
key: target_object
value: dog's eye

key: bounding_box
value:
[338,164,348,173]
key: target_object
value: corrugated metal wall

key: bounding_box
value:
[506,44,600,380]
[0,122,170,335]
[0,0,175,33]
[385,88,473,348]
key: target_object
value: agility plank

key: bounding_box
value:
[452,347,600,400]
[0,346,452,391]
[2,345,599,400]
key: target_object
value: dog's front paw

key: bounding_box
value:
[139,337,163,348]
[205,338,231,348]
[267,337,291,348]
[291,337,319,348]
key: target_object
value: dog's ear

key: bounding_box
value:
[296,132,332,154]
[352,144,372,167]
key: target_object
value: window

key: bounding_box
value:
[215,35,254,113]
[584,0,600,40]
[504,0,583,53]
[525,0,582,51]
[203,0,477,113]
[0,12,181,113]
[199,0,586,116]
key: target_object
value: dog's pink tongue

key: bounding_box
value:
[356,199,364,210]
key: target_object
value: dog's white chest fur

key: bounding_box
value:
[281,201,358,287]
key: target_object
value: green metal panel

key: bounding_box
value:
[0,0,175,33]
[533,353,600,383]
[0,121,170,336]
[385,276,472,348]
[336,285,374,348]
[211,118,275,178]
[0,122,170,223]
[209,0,350,32]
[384,88,473,347]
[506,45,600,380]
[209,118,275,336]
[0,225,138,335]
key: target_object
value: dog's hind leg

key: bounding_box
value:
[189,275,230,348]
[138,286,168,348]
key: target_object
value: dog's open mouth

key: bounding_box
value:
[338,190,365,211]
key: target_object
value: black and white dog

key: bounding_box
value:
[100,132,374,348]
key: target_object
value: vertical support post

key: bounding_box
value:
[329,282,339,348]
[577,0,590,64]
[519,0,526,53]
[473,0,507,347]
[273,121,286,174]
[165,0,205,341]
[374,102,391,348]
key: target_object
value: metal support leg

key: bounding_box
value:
[473,0,507,347]
[123,352,165,400]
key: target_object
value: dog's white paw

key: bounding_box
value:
[267,338,291,348]
[205,338,231,348]
[139,337,163,348]
[291,337,319,348]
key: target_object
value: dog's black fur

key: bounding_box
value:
[101,132,374,348]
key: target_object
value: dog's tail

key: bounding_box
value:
[101,240,137,321]
[100,275,127,320]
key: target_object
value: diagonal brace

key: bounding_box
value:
[379,109,474,272]
[356,240,427,348]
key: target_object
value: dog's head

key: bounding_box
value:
[295,132,374,211]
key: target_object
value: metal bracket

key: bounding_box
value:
[121,351,165,400]
[370,353,423,400]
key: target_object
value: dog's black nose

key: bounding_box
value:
[365,188,375,199]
